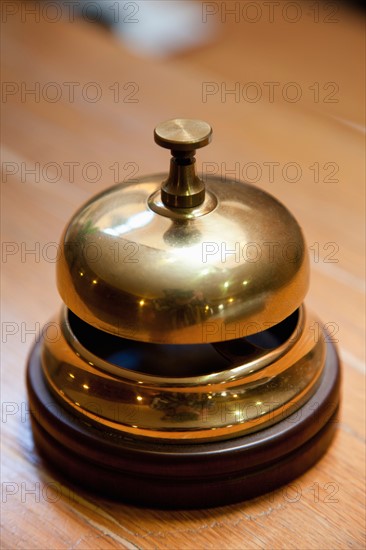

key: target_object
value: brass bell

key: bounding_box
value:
[27,119,341,508]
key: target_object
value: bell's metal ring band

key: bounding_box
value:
[40,304,326,443]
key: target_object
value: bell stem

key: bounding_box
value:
[161,153,205,208]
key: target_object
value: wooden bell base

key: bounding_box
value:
[26,339,341,509]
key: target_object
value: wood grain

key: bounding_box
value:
[1,2,365,548]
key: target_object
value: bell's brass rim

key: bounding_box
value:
[62,305,303,385]
[40,305,326,443]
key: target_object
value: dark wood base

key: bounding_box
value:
[26,339,341,509]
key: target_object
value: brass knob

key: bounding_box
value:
[154,119,212,208]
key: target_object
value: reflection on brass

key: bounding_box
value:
[41,305,324,442]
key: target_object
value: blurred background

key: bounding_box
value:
[1,1,365,548]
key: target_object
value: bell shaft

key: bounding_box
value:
[161,155,205,208]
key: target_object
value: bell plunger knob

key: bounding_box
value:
[154,118,212,208]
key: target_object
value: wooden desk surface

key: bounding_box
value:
[1,2,365,548]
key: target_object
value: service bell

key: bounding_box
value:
[27,119,341,508]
